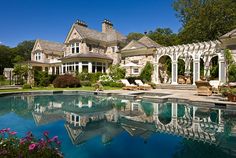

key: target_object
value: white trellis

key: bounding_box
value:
[153,40,226,85]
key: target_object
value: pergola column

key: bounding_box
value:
[171,62,178,84]
[193,60,200,85]
[219,60,226,83]
[153,63,159,84]
[105,63,108,73]
[204,58,211,78]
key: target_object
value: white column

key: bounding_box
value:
[193,60,200,85]
[73,62,76,72]
[88,62,92,73]
[219,60,226,83]
[79,62,82,73]
[48,67,53,75]
[61,65,64,74]
[105,63,108,73]
[171,62,178,84]
[154,63,159,84]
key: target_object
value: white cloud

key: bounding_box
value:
[0,41,2,44]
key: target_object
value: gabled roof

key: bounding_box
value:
[138,36,162,48]
[220,28,236,39]
[121,36,161,51]
[33,39,65,55]
[69,24,126,43]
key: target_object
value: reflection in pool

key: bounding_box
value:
[0,94,236,158]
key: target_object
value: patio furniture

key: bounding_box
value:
[209,80,221,94]
[195,80,213,96]
[134,80,152,90]
[120,79,138,90]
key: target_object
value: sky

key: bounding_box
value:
[0,0,181,47]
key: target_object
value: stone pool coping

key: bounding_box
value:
[0,89,236,110]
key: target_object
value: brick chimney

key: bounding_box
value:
[75,19,88,27]
[102,19,113,33]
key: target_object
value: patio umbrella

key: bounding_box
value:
[123,62,141,76]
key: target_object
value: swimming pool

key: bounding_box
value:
[0,94,235,158]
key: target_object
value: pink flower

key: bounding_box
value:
[43,131,49,136]
[56,141,61,145]
[9,131,17,135]
[29,143,36,151]
[20,138,26,145]
[52,136,58,141]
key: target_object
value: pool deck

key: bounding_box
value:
[0,89,236,110]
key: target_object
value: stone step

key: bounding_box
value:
[156,84,196,90]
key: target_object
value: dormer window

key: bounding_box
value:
[71,43,80,53]
[35,52,41,61]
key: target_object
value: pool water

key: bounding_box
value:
[0,94,235,158]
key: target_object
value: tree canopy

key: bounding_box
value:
[0,40,35,74]
[173,0,236,43]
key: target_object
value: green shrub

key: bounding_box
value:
[93,82,103,91]
[53,75,81,88]
[22,84,32,89]
[99,74,113,82]
[0,128,62,157]
[77,72,103,83]
[80,81,92,86]
[228,64,236,82]
[109,64,126,81]
[109,82,123,87]
[140,62,153,82]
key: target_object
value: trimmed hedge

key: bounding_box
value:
[22,84,32,89]
[53,75,81,88]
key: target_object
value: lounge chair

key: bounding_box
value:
[209,80,221,94]
[120,79,138,90]
[134,80,152,90]
[195,80,212,96]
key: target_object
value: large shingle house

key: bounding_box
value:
[30,19,236,85]
[31,19,126,74]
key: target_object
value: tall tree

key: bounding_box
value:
[0,45,13,74]
[148,28,179,46]
[126,32,144,43]
[173,0,236,43]
[12,40,35,61]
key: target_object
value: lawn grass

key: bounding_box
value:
[0,86,121,93]
[0,80,10,86]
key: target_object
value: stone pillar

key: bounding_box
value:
[79,62,82,73]
[171,62,178,84]
[193,60,200,85]
[88,62,92,73]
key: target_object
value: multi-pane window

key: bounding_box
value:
[35,52,41,61]
[132,68,139,74]
[71,43,80,53]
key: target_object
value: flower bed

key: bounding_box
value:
[0,128,63,157]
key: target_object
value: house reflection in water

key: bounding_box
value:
[24,94,236,154]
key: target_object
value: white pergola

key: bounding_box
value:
[153,40,226,85]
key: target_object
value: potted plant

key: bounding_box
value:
[228,88,236,102]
